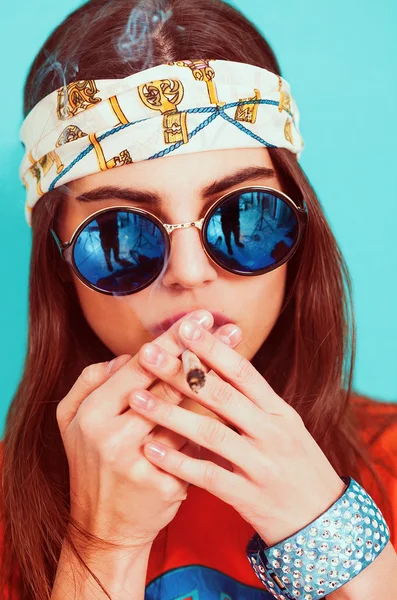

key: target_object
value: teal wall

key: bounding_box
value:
[1,1,396,436]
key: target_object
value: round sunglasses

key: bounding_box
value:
[50,185,308,296]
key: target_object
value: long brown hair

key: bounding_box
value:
[2,0,396,598]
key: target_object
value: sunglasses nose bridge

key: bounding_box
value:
[163,218,205,235]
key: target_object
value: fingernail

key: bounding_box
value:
[189,310,213,328]
[106,359,117,373]
[145,442,166,460]
[218,325,242,346]
[180,320,202,340]
[106,354,129,374]
[131,390,153,410]
[142,343,166,366]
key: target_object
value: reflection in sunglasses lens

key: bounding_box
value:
[205,190,298,272]
[72,192,300,295]
[73,210,167,294]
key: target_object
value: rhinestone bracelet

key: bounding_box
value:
[246,476,390,599]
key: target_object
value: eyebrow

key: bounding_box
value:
[75,166,276,207]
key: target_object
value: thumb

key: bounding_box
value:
[56,354,131,433]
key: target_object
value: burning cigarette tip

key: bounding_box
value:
[187,368,206,393]
[182,349,206,393]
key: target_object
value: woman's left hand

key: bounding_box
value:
[131,317,346,546]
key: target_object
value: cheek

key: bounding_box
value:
[237,264,287,359]
[71,263,287,359]
[72,277,152,356]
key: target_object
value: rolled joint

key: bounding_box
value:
[182,349,206,393]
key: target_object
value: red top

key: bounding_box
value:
[144,395,397,598]
[1,395,397,599]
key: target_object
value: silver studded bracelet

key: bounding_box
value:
[246,476,391,599]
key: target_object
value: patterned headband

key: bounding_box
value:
[19,59,305,226]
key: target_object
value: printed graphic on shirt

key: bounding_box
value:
[145,565,274,599]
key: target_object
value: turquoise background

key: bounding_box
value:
[1,1,396,435]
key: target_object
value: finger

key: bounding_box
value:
[162,440,201,497]
[138,331,266,438]
[177,320,288,416]
[140,359,271,438]
[144,323,240,396]
[138,323,242,418]
[179,439,201,461]
[143,440,249,507]
[73,310,215,421]
[119,406,188,451]
[150,427,187,451]
[116,325,241,443]
[56,354,131,432]
[128,389,262,478]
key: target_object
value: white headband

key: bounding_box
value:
[19,59,305,226]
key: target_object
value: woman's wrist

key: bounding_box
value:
[257,475,347,548]
[52,535,153,599]
[327,540,397,599]
[246,476,391,600]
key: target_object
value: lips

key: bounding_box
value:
[152,310,232,334]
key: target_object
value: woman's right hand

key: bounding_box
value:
[56,310,238,551]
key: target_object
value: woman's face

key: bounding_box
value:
[58,148,288,363]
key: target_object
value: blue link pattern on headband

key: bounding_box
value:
[48,116,150,191]
[217,109,277,148]
[147,109,219,160]
[48,99,283,191]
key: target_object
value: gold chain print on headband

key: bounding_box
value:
[56,125,88,146]
[170,60,226,107]
[24,79,102,204]
[28,162,43,198]
[138,79,188,145]
[277,74,294,145]
[28,150,64,199]
[20,59,305,225]
[235,89,261,124]
[56,80,102,120]
[89,95,133,170]
[175,59,262,125]
[108,96,129,126]
[29,79,134,195]
[59,80,133,171]
[89,133,133,170]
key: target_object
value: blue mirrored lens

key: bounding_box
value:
[73,210,166,294]
[205,190,299,273]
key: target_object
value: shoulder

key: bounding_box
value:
[350,394,397,548]
[350,393,397,456]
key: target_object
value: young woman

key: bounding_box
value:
[1,0,397,599]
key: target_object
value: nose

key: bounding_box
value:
[161,225,218,289]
